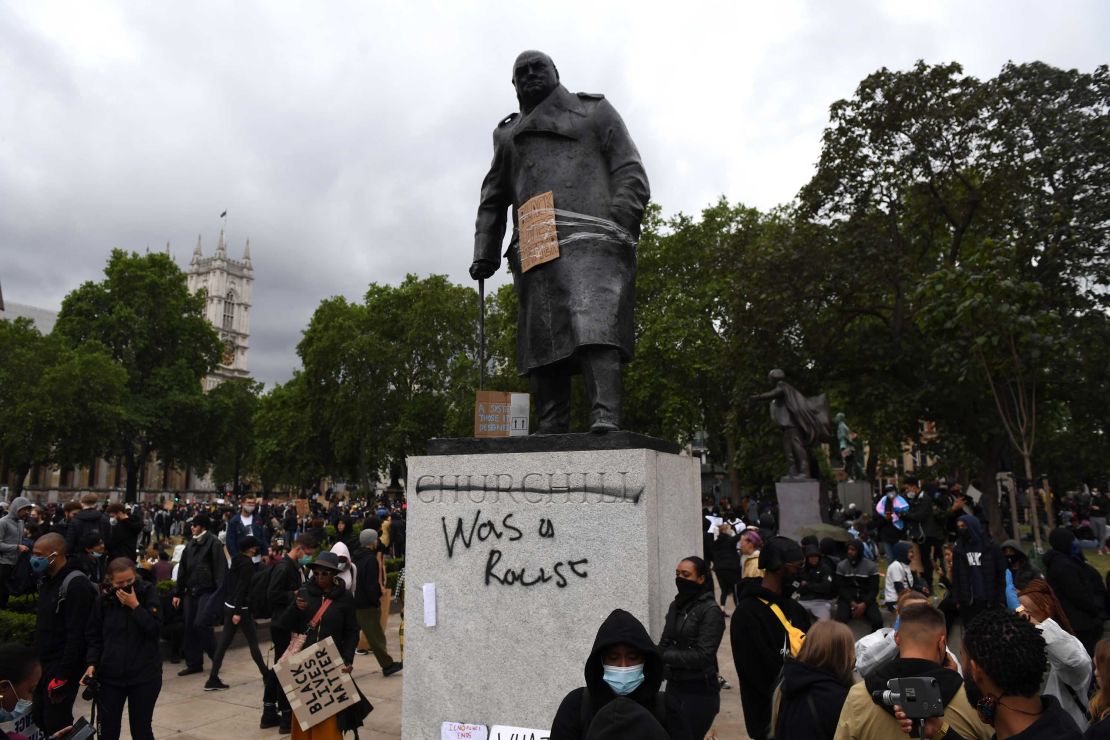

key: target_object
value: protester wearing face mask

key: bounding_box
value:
[0,498,33,609]
[105,504,142,561]
[171,514,227,677]
[206,536,268,691]
[226,496,269,558]
[897,611,1082,740]
[260,533,319,734]
[30,533,96,737]
[74,532,107,585]
[951,516,1006,630]
[657,557,725,739]
[81,558,163,740]
[0,643,47,740]
[551,609,690,740]
[1001,539,1043,591]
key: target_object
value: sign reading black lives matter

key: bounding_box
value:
[276,636,357,731]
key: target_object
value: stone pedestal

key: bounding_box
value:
[402,434,701,738]
[838,480,872,514]
[775,478,821,541]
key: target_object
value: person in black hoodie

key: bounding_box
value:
[658,556,725,739]
[74,531,108,585]
[796,543,837,620]
[835,539,882,631]
[730,536,811,740]
[584,697,669,740]
[902,610,1082,740]
[1001,539,1043,591]
[551,609,690,740]
[205,535,268,690]
[81,557,163,740]
[773,619,854,740]
[951,515,1006,629]
[106,503,143,561]
[1044,527,1107,655]
[171,513,227,676]
[710,523,742,608]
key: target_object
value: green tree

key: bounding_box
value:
[207,378,263,493]
[253,373,331,493]
[0,318,126,495]
[54,249,221,502]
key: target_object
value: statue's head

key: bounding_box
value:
[835,412,846,422]
[768,368,786,383]
[512,50,559,112]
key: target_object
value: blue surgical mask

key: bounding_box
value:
[91,551,103,559]
[893,616,901,632]
[602,664,645,696]
[0,681,32,722]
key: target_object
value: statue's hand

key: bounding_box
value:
[469,259,498,281]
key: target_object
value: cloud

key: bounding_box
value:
[2,0,1106,385]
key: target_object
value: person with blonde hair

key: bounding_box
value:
[773,620,855,739]
[1088,638,1110,734]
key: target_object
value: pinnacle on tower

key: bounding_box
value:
[243,238,251,265]
[216,228,227,258]
[191,234,202,265]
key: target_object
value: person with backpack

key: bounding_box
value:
[205,536,268,691]
[225,496,269,558]
[0,496,32,608]
[1044,527,1107,656]
[171,513,227,677]
[29,532,97,736]
[259,532,319,734]
[81,557,163,740]
[550,609,690,740]
[772,619,855,740]
[730,536,812,740]
[65,493,111,556]
[350,530,402,677]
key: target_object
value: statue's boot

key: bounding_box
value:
[581,345,622,433]
[532,367,571,434]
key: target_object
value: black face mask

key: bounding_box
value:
[675,577,702,596]
[1006,554,1020,567]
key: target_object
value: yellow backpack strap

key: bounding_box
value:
[759,598,806,656]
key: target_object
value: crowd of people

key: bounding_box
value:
[0,491,406,740]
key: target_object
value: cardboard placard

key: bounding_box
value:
[275,636,358,731]
[518,191,559,272]
[474,391,530,437]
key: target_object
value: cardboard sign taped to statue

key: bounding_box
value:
[518,191,560,272]
[275,636,358,731]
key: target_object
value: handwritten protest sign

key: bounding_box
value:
[474,391,529,437]
[275,636,357,731]
[518,191,559,272]
[442,723,488,740]
[491,725,550,740]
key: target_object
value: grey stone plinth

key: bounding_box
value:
[402,446,701,738]
[838,480,872,514]
[775,479,822,541]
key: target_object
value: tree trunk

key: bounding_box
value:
[124,450,140,504]
[1024,453,1043,553]
[12,462,31,497]
[976,454,1005,543]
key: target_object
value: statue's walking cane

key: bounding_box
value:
[478,278,485,391]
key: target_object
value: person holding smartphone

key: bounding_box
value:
[81,558,163,740]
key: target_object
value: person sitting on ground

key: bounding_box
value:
[796,544,837,621]
[898,610,1083,740]
[773,619,855,740]
[835,602,991,740]
[1016,578,1093,730]
[835,539,883,632]
[550,608,690,740]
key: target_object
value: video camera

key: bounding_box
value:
[872,676,944,720]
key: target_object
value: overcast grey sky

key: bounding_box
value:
[2,1,1106,386]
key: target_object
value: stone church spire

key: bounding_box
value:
[191,234,202,265]
[215,228,227,259]
[242,238,251,266]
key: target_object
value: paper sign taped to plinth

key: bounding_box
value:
[474,391,530,437]
[442,723,488,740]
[276,636,358,731]
[491,726,550,740]
[519,191,559,272]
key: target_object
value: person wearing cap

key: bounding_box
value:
[171,513,227,677]
[796,543,837,620]
[205,535,268,691]
[350,529,402,676]
[277,551,364,739]
[730,536,812,740]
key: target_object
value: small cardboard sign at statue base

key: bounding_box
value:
[275,636,357,731]
[474,391,529,437]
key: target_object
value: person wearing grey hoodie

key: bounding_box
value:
[0,496,33,607]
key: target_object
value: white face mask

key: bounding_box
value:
[251,555,262,564]
[243,506,255,514]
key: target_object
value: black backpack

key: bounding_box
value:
[1081,561,1109,620]
[248,565,277,619]
[351,550,382,609]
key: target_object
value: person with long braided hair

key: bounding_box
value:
[1016,579,1093,729]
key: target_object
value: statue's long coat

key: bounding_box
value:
[473,84,650,375]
